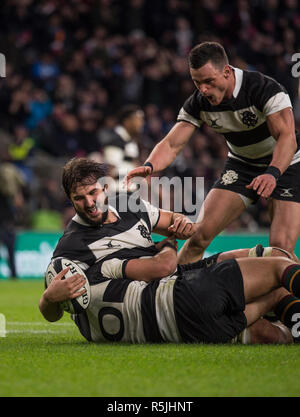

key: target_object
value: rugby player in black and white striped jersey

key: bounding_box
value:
[39,157,300,345]
[50,157,196,277]
[125,41,300,264]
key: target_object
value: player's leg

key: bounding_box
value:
[179,245,294,277]
[268,199,300,262]
[0,227,17,279]
[178,188,246,264]
[243,285,300,343]
[216,248,251,261]
[237,255,300,306]
[216,244,293,263]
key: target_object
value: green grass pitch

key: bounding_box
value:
[1,279,300,397]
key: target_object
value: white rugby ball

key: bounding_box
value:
[45,258,90,314]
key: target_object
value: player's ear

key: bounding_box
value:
[102,184,109,205]
[223,65,230,79]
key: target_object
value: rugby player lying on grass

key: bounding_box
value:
[39,157,299,344]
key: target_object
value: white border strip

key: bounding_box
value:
[0,321,75,337]
[7,321,73,326]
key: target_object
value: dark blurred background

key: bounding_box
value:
[0,0,299,233]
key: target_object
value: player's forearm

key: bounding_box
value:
[153,211,195,239]
[269,133,297,175]
[39,292,64,322]
[145,122,194,173]
[267,107,297,175]
[145,138,178,173]
[125,246,178,282]
[154,246,178,277]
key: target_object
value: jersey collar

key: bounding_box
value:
[231,66,243,98]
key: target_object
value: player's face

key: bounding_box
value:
[190,62,232,105]
[127,111,145,135]
[70,182,108,225]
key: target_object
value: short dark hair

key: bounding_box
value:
[62,157,108,198]
[118,104,141,124]
[188,42,228,70]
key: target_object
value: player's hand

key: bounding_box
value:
[123,166,152,190]
[44,268,87,304]
[246,174,277,198]
[168,215,197,240]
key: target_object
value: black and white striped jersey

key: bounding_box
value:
[71,254,240,344]
[177,67,300,167]
[52,193,161,277]
[73,273,182,344]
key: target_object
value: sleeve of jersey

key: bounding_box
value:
[177,91,203,128]
[254,74,292,116]
[100,258,128,279]
[141,199,161,230]
[263,91,292,116]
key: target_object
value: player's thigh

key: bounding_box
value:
[269,199,300,251]
[236,257,292,303]
[195,188,246,240]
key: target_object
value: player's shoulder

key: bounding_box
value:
[183,89,205,107]
[52,218,96,262]
[55,219,82,246]
[180,89,208,122]
[242,69,286,94]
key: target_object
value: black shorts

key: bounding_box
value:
[173,259,247,343]
[213,158,300,203]
[177,253,220,275]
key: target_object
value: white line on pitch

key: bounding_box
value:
[6,329,72,334]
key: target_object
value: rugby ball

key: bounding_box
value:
[45,258,90,314]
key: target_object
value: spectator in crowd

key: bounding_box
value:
[0,143,26,279]
[98,104,144,186]
[0,0,299,233]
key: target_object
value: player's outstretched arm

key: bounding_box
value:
[153,210,197,240]
[124,121,195,188]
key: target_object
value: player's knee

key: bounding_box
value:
[269,247,293,259]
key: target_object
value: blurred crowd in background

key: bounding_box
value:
[0,0,300,233]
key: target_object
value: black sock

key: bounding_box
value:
[275,294,300,342]
[281,264,300,298]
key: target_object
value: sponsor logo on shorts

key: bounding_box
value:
[279,188,294,197]
[220,170,238,185]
